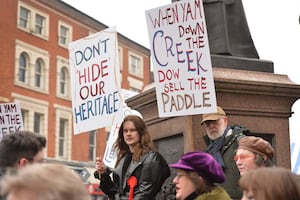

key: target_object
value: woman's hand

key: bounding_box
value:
[95,157,106,174]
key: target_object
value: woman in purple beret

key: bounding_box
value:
[169,151,231,200]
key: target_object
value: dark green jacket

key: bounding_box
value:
[204,126,247,200]
[195,186,232,200]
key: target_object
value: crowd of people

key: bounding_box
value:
[0,131,91,200]
[0,106,300,200]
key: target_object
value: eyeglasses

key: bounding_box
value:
[234,154,254,162]
[174,173,186,180]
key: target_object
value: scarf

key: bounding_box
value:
[206,127,231,168]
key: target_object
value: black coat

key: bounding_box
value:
[99,150,170,200]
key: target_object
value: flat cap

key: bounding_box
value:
[201,106,226,125]
[238,136,274,159]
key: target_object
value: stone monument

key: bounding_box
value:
[129,0,300,198]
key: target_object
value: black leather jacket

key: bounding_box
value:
[0,168,7,200]
[98,150,170,200]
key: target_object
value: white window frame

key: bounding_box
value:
[58,21,72,48]
[118,47,123,71]
[19,6,30,30]
[54,104,72,161]
[56,56,71,100]
[33,112,43,134]
[89,130,97,162]
[34,58,43,88]
[18,1,49,40]
[12,93,48,157]
[15,40,49,93]
[18,52,29,84]
[128,76,143,92]
[128,52,143,78]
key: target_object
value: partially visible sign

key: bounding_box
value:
[291,142,300,174]
[103,89,140,168]
[0,102,24,140]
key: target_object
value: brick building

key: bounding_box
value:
[0,0,151,192]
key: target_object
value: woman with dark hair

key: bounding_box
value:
[95,115,170,200]
[239,167,300,200]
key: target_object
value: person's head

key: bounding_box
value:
[0,131,47,169]
[169,151,225,200]
[239,167,300,200]
[201,106,228,140]
[235,136,274,175]
[0,163,91,200]
[115,115,153,164]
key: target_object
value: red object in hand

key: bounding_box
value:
[127,176,137,200]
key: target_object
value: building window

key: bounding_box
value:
[13,93,48,150]
[60,67,67,94]
[19,7,30,29]
[18,2,49,39]
[33,112,42,134]
[59,118,67,157]
[21,109,29,130]
[128,77,144,92]
[89,130,96,161]
[35,59,43,87]
[118,47,123,71]
[56,56,71,99]
[60,26,68,45]
[54,105,72,160]
[129,54,143,78]
[15,40,49,93]
[129,87,141,93]
[58,21,72,48]
[18,52,28,83]
[35,14,45,35]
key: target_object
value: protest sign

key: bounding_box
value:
[146,0,217,117]
[103,89,140,168]
[69,27,123,134]
[0,102,24,140]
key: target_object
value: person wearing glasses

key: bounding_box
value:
[0,131,47,200]
[169,151,231,200]
[234,136,274,176]
[201,106,248,200]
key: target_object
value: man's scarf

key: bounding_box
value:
[206,127,231,168]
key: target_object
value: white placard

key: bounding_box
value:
[0,102,24,140]
[69,27,123,134]
[146,0,217,117]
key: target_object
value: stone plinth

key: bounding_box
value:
[127,67,300,169]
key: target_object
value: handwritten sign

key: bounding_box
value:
[103,89,140,168]
[0,102,24,140]
[145,0,217,117]
[69,27,123,134]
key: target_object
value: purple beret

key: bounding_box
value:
[169,151,225,183]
